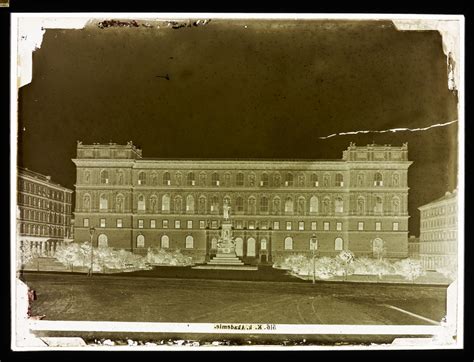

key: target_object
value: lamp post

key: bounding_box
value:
[310,235,318,284]
[89,227,95,277]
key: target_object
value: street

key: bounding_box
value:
[22,272,447,326]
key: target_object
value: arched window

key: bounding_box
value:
[323,173,330,187]
[236,172,244,186]
[162,194,170,212]
[285,197,294,213]
[138,172,146,185]
[260,238,267,251]
[248,173,256,187]
[334,237,343,251]
[247,237,256,256]
[210,196,219,213]
[212,173,220,186]
[150,195,158,213]
[322,197,331,214]
[187,172,195,186]
[136,234,145,248]
[392,197,400,215]
[161,235,169,248]
[116,170,124,185]
[98,234,108,248]
[273,173,281,187]
[185,235,194,249]
[374,196,383,213]
[224,172,231,187]
[83,194,91,211]
[174,196,183,213]
[211,237,218,249]
[235,237,244,256]
[198,196,206,213]
[374,172,383,186]
[199,172,207,186]
[100,170,109,184]
[186,194,195,213]
[297,197,306,215]
[284,237,293,250]
[311,173,319,187]
[137,194,146,211]
[310,196,319,213]
[335,197,344,213]
[236,196,244,212]
[260,196,269,213]
[357,197,365,215]
[151,172,158,186]
[99,194,108,210]
[285,173,294,187]
[248,196,256,215]
[261,173,269,187]
[335,173,344,187]
[116,194,124,212]
[163,172,171,186]
[272,197,281,215]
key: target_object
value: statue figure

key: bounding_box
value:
[223,199,231,220]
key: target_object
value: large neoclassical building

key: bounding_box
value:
[72,141,412,264]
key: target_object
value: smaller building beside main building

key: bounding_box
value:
[16,167,74,256]
[418,190,458,271]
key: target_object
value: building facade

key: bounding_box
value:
[419,190,458,270]
[407,235,420,259]
[17,167,74,256]
[72,142,412,264]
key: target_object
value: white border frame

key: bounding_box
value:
[10,12,465,351]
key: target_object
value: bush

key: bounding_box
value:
[54,242,151,272]
[436,256,457,281]
[146,248,193,266]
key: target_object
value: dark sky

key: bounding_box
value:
[17,19,459,236]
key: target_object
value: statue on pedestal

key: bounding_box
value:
[223,199,231,220]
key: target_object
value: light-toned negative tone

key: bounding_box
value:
[11,13,464,350]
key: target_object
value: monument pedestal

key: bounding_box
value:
[192,220,258,270]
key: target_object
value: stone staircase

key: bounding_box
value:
[207,253,245,266]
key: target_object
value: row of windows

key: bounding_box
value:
[17,194,67,212]
[421,204,457,218]
[132,234,344,252]
[91,169,401,188]
[421,217,457,229]
[19,209,66,224]
[86,193,401,215]
[18,223,65,237]
[83,218,400,232]
[420,230,457,241]
[18,180,69,201]
[420,242,456,254]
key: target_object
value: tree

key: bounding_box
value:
[394,258,425,282]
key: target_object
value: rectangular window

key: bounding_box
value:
[150,220,156,228]
[311,221,317,231]
[211,220,218,229]
[175,220,181,229]
[249,221,255,230]
[117,219,123,228]
[236,220,243,229]
[187,220,193,229]
[260,221,268,230]
[83,218,89,227]
[163,219,168,229]
[336,222,342,231]
[200,220,205,229]
[358,221,364,231]
[375,222,382,231]
[100,218,106,228]
[393,222,399,231]
[286,221,292,231]
[299,221,305,231]
[324,222,330,231]
[138,219,144,229]
[273,221,280,230]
